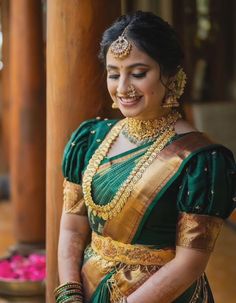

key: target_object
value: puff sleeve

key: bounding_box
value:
[176,147,236,251]
[62,119,97,215]
[62,119,97,184]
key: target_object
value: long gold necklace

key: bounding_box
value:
[122,111,181,145]
[82,113,180,220]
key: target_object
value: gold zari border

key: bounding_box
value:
[176,212,223,252]
[82,233,175,301]
[91,232,175,266]
[63,179,87,215]
[103,132,213,243]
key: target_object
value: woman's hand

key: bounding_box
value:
[127,246,210,303]
[58,212,91,283]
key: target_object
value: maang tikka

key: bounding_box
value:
[110,26,132,59]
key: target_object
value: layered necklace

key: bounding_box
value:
[82,111,181,220]
[122,112,180,145]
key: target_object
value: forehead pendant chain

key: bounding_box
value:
[110,26,132,59]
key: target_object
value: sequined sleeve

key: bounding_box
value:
[176,147,236,251]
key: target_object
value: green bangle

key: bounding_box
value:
[56,288,83,298]
[54,282,82,295]
[54,281,83,303]
[56,292,83,303]
[57,295,83,303]
[56,294,83,302]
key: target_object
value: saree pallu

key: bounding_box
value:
[78,132,232,303]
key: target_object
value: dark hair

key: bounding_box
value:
[99,11,184,77]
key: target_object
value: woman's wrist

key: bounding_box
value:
[54,281,83,303]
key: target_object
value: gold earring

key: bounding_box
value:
[112,101,119,109]
[162,68,187,108]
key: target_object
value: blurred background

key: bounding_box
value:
[0,0,235,302]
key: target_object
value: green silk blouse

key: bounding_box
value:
[62,118,236,249]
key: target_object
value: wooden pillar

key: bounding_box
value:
[46,0,121,301]
[10,1,46,246]
[1,0,10,171]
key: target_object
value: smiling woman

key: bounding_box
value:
[106,45,168,120]
[55,11,236,303]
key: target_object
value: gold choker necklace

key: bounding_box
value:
[122,111,182,145]
[82,111,180,221]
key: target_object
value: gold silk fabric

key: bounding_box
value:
[176,212,223,252]
[91,232,175,266]
[82,232,175,302]
[63,179,87,215]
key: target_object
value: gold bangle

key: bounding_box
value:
[54,281,83,303]
[54,281,82,295]
[120,297,128,303]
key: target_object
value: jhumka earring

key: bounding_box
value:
[162,68,187,108]
[112,101,119,109]
[110,26,132,59]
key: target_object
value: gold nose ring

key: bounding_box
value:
[127,84,138,98]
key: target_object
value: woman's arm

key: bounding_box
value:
[127,246,210,303]
[58,212,91,283]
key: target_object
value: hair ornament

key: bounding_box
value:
[110,26,132,59]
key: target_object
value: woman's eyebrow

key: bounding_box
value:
[106,63,149,70]
[106,65,119,70]
[127,63,149,68]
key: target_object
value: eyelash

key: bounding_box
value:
[108,71,147,80]
[132,72,147,78]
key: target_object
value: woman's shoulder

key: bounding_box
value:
[67,117,119,146]
[62,117,119,183]
[174,119,234,158]
[175,118,197,135]
[72,117,118,135]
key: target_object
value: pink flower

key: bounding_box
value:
[0,253,46,281]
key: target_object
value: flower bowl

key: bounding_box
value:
[0,253,46,296]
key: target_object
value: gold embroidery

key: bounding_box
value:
[63,179,87,215]
[107,266,157,303]
[91,232,175,266]
[176,212,223,252]
[82,111,180,221]
[189,274,208,303]
[103,132,213,244]
[82,235,174,302]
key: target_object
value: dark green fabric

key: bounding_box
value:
[62,119,236,303]
[62,119,118,183]
[133,145,236,246]
[89,272,113,303]
[63,120,236,247]
[177,148,235,217]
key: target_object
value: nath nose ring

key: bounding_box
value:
[127,84,138,98]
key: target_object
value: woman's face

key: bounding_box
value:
[106,43,170,120]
